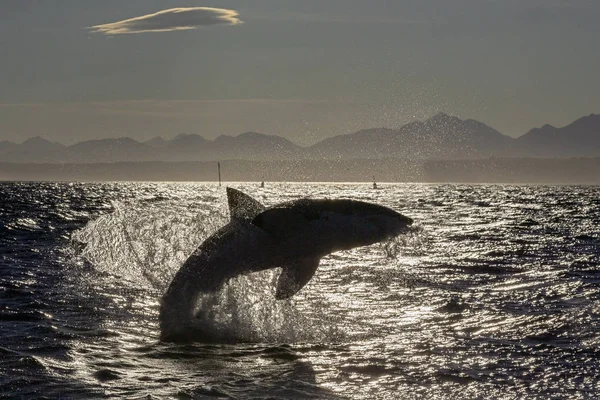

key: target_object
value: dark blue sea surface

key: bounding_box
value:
[1,182,600,399]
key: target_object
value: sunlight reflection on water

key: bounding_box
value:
[2,182,600,398]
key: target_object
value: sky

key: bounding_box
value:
[1,0,599,145]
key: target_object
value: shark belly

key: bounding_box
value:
[159,220,277,340]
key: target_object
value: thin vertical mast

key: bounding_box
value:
[218,162,221,187]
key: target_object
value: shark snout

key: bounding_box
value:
[366,211,413,238]
[390,213,413,235]
[396,213,413,228]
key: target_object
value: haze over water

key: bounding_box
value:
[1,182,599,398]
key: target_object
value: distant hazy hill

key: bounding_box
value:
[1,113,598,163]
[0,140,17,155]
[64,137,158,163]
[516,113,600,157]
[144,136,167,147]
[158,132,301,162]
[306,113,514,159]
[0,132,301,163]
[1,137,66,162]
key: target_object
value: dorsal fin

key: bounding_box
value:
[226,187,266,220]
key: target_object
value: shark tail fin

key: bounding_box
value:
[227,187,266,221]
[275,257,320,300]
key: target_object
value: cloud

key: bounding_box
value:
[90,7,242,35]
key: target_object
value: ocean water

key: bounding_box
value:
[1,182,600,399]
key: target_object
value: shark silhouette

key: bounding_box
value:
[159,188,412,341]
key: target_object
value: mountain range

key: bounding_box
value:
[1,113,598,163]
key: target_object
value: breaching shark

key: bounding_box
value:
[159,188,413,341]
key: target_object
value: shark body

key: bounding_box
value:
[159,188,412,341]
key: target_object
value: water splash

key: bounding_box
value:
[188,270,341,343]
[71,197,340,343]
[72,199,224,289]
[379,225,424,259]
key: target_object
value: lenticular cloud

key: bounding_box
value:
[90,7,242,35]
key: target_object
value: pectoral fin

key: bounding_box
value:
[275,257,320,300]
